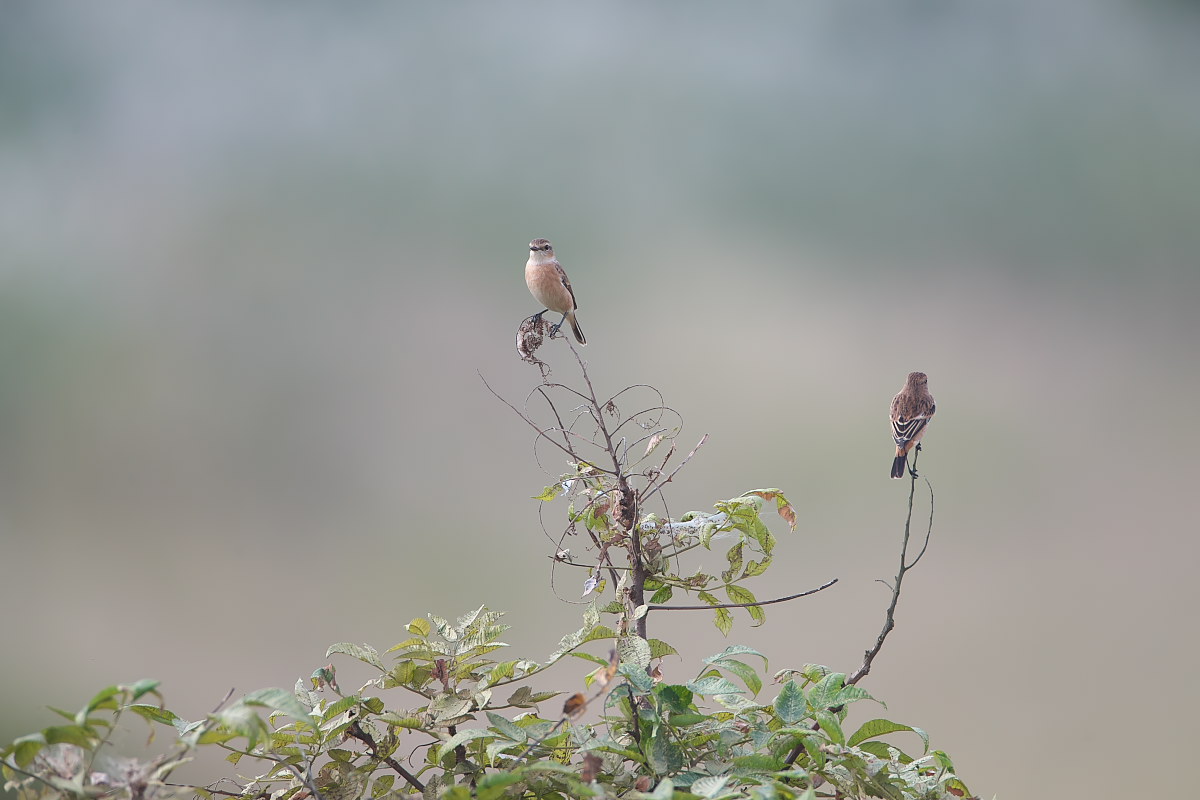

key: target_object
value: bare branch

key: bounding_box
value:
[646,578,838,612]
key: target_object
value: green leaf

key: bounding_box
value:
[707,645,767,664]
[802,735,825,769]
[713,607,733,636]
[667,713,707,727]
[647,732,684,776]
[773,680,806,725]
[10,733,46,768]
[126,704,182,727]
[80,685,121,721]
[406,617,431,637]
[725,584,766,626]
[814,711,844,745]
[732,753,783,774]
[241,688,316,731]
[741,558,770,578]
[437,727,494,758]
[647,639,679,659]
[486,712,527,743]
[618,635,651,668]
[532,484,562,502]
[655,684,694,714]
[649,585,673,604]
[126,679,161,702]
[687,676,743,696]
[326,643,385,671]
[321,695,361,721]
[807,672,847,711]
[476,772,525,800]
[847,718,928,753]
[709,658,762,696]
[619,663,655,693]
[723,542,744,583]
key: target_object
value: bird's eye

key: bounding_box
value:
[543,244,552,250]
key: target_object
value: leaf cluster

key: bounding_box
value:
[3,610,974,800]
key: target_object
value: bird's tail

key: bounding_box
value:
[569,312,586,345]
[890,452,908,479]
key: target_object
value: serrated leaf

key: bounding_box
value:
[647,733,684,776]
[709,658,762,696]
[241,688,316,730]
[649,584,673,604]
[713,607,733,636]
[619,663,655,693]
[618,635,651,668]
[485,712,527,743]
[532,484,562,502]
[475,772,525,800]
[326,643,385,671]
[437,727,494,758]
[706,645,767,664]
[814,710,844,745]
[741,558,770,578]
[807,672,847,710]
[687,676,743,696]
[321,695,361,721]
[774,680,806,724]
[126,705,181,727]
[724,584,765,626]
[691,775,731,799]
[847,718,929,753]
[731,753,783,774]
[647,639,678,659]
[655,684,693,714]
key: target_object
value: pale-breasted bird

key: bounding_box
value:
[525,238,586,345]
[890,372,936,479]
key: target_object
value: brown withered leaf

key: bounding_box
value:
[746,489,797,530]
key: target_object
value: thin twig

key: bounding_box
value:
[646,579,838,612]
[847,451,933,687]
[638,434,709,506]
[480,372,616,476]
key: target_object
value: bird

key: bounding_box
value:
[525,238,586,345]
[890,372,936,479]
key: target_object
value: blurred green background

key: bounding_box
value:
[2,2,1198,797]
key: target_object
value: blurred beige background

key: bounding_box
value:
[2,2,1198,798]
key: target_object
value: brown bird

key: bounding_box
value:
[890,372,936,479]
[525,238,586,345]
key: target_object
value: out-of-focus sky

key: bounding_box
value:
[2,2,1198,797]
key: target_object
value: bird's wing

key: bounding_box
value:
[556,263,578,310]
[891,412,931,445]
